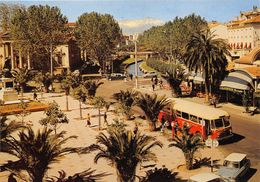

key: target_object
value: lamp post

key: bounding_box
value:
[134,34,138,88]
[50,43,53,76]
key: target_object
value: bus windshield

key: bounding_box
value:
[214,119,224,129]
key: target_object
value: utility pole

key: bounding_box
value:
[134,36,138,88]
[50,43,53,76]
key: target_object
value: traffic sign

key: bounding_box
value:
[205,138,219,148]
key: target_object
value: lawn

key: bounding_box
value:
[0,101,49,115]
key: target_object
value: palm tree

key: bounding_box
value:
[83,80,104,97]
[183,30,229,101]
[46,168,108,182]
[11,67,31,97]
[73,85,88,119]
[0,127,77,182]
[39,101,69,134]
[89,96,106,130]
[169,123,204,170]
[164,64,186,97]
[61,76,71,111]
[113,90,137,119]
[140,167,182,182]
[93,128,163,182]
[135,93,172,131]
[0,116,24,152]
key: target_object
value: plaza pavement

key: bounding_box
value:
[0,84,225,181]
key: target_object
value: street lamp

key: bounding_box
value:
[134,34,139,88]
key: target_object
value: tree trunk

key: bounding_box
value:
[204,71,210,102]
[185,153,193,170]
[66,94,69,111]
[98,108,101,130]
[149,121,156,131]
[116,167,135,182]
[21,87,24,98]
[32,172,44,182]
[79,101,82,119]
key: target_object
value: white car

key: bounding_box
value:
[142,71,157,78]
[217,153,250,181]
[189,173,224,182]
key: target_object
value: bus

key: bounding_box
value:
[158,99,233,141]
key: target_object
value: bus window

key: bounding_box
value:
[210,120,215,130]
[182,112,189,120]
[223,117,230,127]
[214,119,224,128]
[190,115,198,123]
[176,110,181,117]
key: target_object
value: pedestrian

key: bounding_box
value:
[159,79,163,89]
[8,173,17,182]
[134,123,138,134]
[86,113,91,127]
[103,112,108,126]
[33,90,38,101]
[130,74,133,80]
[152,83,155,91]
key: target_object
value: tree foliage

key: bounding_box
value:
[139,14,207,61]
[1,127,77,182]
[93,127,163,182]
[76,12,122,71]
[134,93,172,131]
[169,123,204,170]
[183,30,229,101]
[0,3,22,31]
[39,101,69,134]
[10,5,68,71]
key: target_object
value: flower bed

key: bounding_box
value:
[0,101,49,115]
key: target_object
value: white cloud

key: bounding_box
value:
[118,18,164,35]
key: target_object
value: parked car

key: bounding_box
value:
[142,71,157,78]
[108,73,126,80]
[217,153,250,181]
[188,173,224,182]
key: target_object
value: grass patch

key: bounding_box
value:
[139,62,156,72]
[122,58,135,65]
[0,101,49,115]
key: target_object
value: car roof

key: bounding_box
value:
[189,173,221,182]
[225,153,247,162]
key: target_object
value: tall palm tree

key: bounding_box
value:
[113,90,137,119]
[89,96,106,130]
[11,67,31,97]
[0,127,77,182]
[169,124,204,170]
[93,128,163,182]
[183,30,229,101]
[83,80,104,97]
[135,93,172,131]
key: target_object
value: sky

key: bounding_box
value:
[4,0,260,34]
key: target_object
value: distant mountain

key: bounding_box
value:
[118,17,164,35]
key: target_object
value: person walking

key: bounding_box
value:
[33,90,38,101]
[103,112,108,126]
[133,123,138,135]
[86,113,91,127]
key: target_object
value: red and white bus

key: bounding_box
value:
[158,99,233,140]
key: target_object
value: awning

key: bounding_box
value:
[220,70,254,92]
[188,73,204,84]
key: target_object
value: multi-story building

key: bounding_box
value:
[227,6,260,58]
[0,22,80,74]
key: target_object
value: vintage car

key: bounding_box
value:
[217,153,250,181]
[142,71,157,78]
[108,73,126,80]
[188,173,224,182]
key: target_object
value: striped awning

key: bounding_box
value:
[220,70,254,91]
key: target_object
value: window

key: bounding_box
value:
[214,119,224,128]
[223,117,230,127]
[182,112,189,120]
[176,110,181,117]
[190,115,198,123]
